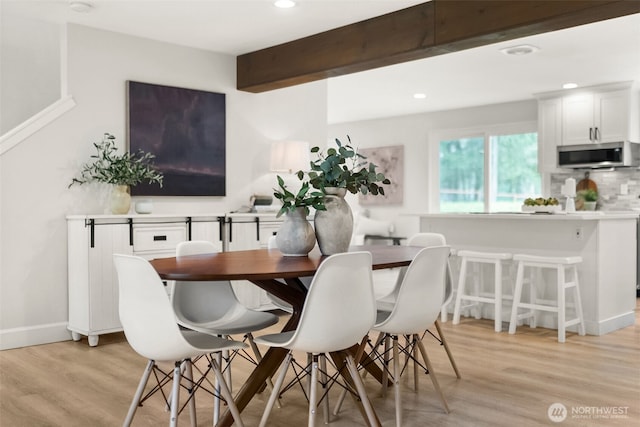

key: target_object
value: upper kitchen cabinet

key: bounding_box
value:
[537,97,562,173]
[536,81,639,171]
[562,88,632,145]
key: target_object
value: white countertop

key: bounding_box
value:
[412,211,640,220]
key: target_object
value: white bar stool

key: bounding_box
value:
[508,254,586,343]
[453,250,513,332]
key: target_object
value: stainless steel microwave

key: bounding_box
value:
[557,141,640,169]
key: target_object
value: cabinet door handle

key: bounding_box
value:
[595,127,600,141]
[589,127,593,141]
[153,235,167,241]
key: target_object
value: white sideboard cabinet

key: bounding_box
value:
[67,214,224,346]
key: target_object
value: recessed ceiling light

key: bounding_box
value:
[563,83,578,89]
[499,44,540,56]
[413,93,426,99]
[69,1,93,13]
[274,0,296,8]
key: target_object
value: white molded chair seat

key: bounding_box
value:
[172,240,280,421]
[113,254,246,427]
[508,253,585,343]
[254,251,378,427]
[453,249,512,332]
[370,246,452,426]
[173,241,278,335]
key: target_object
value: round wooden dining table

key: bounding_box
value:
[150,244,422,427]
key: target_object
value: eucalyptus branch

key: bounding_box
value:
[69,133,163,188]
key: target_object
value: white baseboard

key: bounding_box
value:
[0,322,72,350]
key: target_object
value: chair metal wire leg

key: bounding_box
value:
[415,335,449,413]
[433,320,461,379]
[124,359,154,427]
[259,353,293,427]
[169,362,182,427]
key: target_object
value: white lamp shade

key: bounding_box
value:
[270,141,310,173]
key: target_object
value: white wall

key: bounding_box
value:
[329,100,537,238]
[0,13,62,133]
[0,24,327,349]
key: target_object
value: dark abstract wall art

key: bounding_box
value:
[127,81,226,196]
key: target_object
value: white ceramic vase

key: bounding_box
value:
[314,187,353,255]
[276,207,316,256]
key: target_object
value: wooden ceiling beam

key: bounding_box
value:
[237,0,639,93]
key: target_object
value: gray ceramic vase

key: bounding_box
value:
[314,187,354,255]
[276,208,316,256]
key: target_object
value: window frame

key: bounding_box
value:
[428,121,541,213]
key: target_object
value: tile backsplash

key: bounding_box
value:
[550,169,640,211]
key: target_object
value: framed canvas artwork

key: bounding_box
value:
[359,145,404,205]
[127,81,226,196]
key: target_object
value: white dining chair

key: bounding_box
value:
[376,233,460,378]
[113,254,246,427]
[369,246,451,425]
[172,240,280,421]
[254,251,378,427]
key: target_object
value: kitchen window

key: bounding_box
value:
[438,128,540,212]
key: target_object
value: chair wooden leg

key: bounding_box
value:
[382,334,390,397]
[309,354,319,427]
[170,362,182,427]
[213,351,222,424]
[211,357,245,427]
[412,334,419,391]
[392,336,402,427]
[433,320,461,379]
[259,353,292,427]
[124,359,154,427]
[247,333,282,409]
[345,355,381,427]
[415,335,449,413]
[319,354,330,424]
[183,360,197,427]
[333,336,368,416]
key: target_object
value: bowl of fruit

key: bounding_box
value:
[522,197,561,213]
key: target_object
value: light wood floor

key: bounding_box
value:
[1,301,638,427]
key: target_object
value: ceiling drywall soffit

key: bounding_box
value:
[237,0,640,93]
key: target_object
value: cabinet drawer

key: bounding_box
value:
[133,225,187,252]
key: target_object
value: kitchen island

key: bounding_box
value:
[418,212,637,335]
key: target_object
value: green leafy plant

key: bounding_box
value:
[69,133,163,188]
[578,188,598,202]
[301,136,391,196]
[273,175,326,217]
